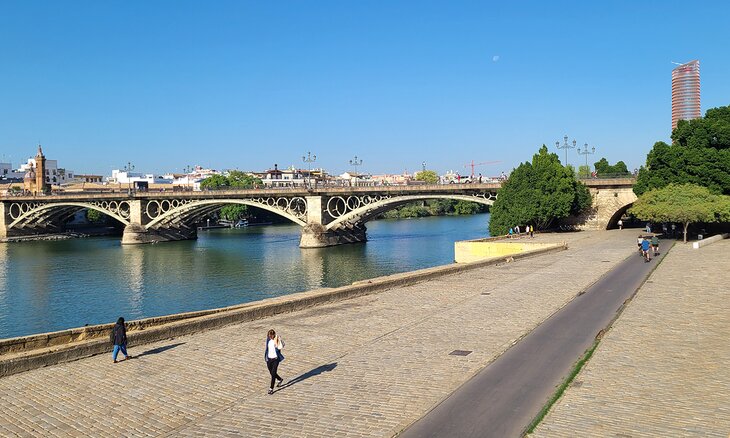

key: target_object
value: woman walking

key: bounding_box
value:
[111,317,131,363]
[264,329,285,394]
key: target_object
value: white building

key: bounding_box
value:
[0,163,25,180]
[109,170,172,185]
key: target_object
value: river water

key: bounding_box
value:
[0,213,490,339]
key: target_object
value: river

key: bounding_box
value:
[0,213,490,338]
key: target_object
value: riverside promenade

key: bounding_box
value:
[533,239,730,437]
[0,231,643,436]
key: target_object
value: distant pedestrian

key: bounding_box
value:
[645,222,651,233]
[662,223,668,236]
[264,329,285,394]
[515,225,521,236]
[651,235,659,256]
[508,227,513,239]
[529,225,534,238]
[110,317,131,363]
[637,234,644,255]
[671,223,676,237]
[618,219,623,230]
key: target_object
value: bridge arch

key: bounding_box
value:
[605,202,634,230]
[325,194,494,231]
[7,201,132,230]
[144,199,308,229]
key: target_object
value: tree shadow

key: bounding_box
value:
[136,342,186,358]
[277,362,338,391]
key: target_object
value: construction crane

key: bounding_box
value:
[464,160,502,179]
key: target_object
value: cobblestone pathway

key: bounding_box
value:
[0,231,635,437]
[533,239,730,438]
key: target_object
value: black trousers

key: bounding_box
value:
[267,358,281,389]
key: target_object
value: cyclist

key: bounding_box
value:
[651,235,660,256]
[641,237,651,262]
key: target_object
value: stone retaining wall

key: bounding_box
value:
[0,243,566,377]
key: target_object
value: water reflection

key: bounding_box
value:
[0,214,489,338]
[120,245,145,314]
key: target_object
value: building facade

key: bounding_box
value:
[671,60,701,131]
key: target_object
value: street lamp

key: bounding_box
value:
[576,143,596,172]
[123,162,135,194]
[555,135,577,168]
[302,151,316,188]
[183,165,193,191]
[349,155,363,187]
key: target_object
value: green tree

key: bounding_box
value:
[453,200,481,215]
[634,105,730,196]
[489,145,592,235]
[200,174,230,190]
[86,208,104,224]
[593,158,629,176]
[228,170,262,188]
[577,165,591,179]
[629,183,730,242]
[415,170,439,184]
[220,205,249,221]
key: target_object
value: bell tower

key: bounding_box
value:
[35,144,49,195]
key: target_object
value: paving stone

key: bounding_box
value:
[1,231,637,437]
[533,239,730,438]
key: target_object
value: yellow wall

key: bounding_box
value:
[455,240,562,263]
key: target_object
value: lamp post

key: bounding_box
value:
[576,143,596,171]
[302,151,316,188]
[123,162,135,194]
[555,135,577,168]
[183,165,193,191]
[349,155,363,187]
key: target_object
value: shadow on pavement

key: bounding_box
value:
[136,342,187,358]
[278,362,338,391]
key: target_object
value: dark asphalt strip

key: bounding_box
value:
[399,243,673,438]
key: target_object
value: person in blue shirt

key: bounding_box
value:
[641,238,651,262]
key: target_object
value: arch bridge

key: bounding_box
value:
[0,185,499,247]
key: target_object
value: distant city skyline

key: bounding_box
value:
[1,1,729,176]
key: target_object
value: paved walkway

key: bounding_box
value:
[0,231,636,437]
[402,235,670,438]
[533,239,730,437]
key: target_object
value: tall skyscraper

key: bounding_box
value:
[671,60,701,131]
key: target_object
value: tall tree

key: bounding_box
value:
[634,105,730,196]
[629,183,730,242]
[489,145,591,235]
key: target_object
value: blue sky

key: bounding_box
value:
[1,1,728,177]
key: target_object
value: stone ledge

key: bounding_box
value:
[0,243,566,377]
[692,233,729,249]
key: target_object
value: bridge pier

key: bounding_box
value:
[299,223,367,248]
[121,223,197,245]
[299,195,366,248]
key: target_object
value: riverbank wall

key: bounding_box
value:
[0,242,566,377]
[455,237,562,263]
